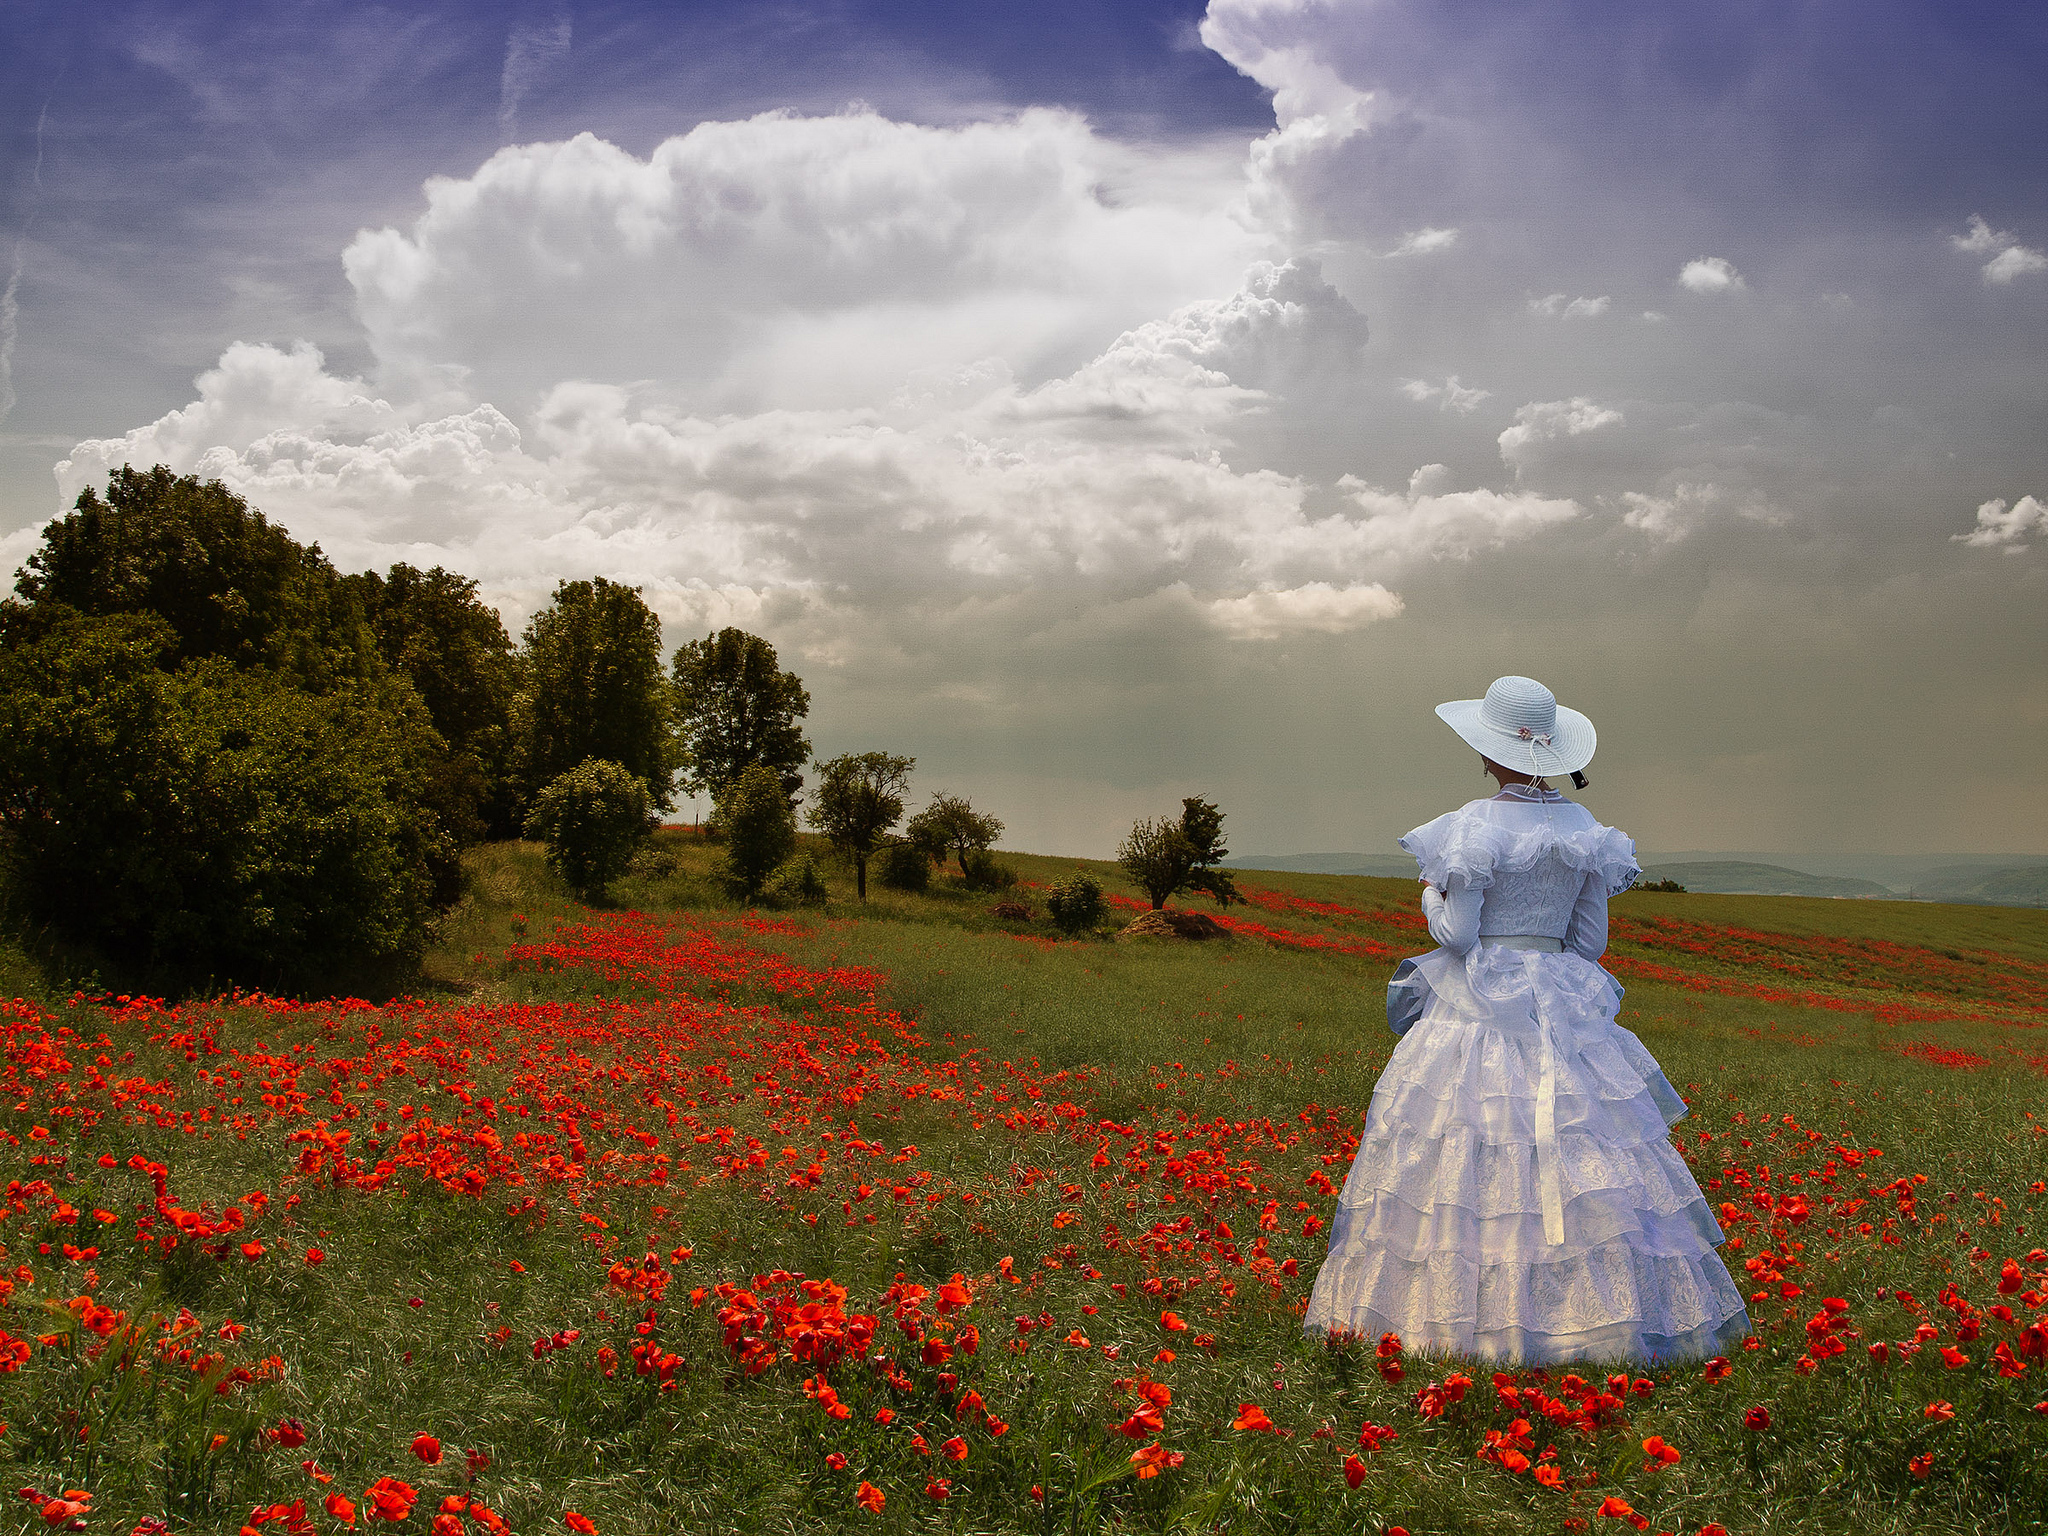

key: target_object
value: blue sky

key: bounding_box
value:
[2,0,2043,858]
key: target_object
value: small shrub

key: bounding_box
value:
[878,841,931,892]
[1639,877,1687,893]
[718,762,797,900]
[961,849,1016,891]
[1045,871,1107,936]
[523,758,655,898]
[992,901,1032,923]
[629,841,682,878]
[772,856,828,905]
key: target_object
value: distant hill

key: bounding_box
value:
[1638,861,1895,899]
[1908,865,2048,908]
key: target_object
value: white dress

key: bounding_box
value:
[1303,786,1751,1363]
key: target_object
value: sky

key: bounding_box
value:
[1,0,2043,861]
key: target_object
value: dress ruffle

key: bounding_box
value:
[1305,946,1749,1364]
[1401,801,1640,897]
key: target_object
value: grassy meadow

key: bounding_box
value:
[0,830,2044,1536]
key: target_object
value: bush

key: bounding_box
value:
[0,613,451,991]
[961,849,1017,891]
[772,856,828,905]
[878,841,931,892]
[718,763,797,900]
[1045,871,1107,936]
[523,758,655,898]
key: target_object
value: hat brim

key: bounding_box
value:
[1436,698,1597,777]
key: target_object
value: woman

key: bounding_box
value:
[1303,676,1750,1363]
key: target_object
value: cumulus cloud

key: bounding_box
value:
[1952,494,2047,549]
[1330,470,1581,562]
[1202,580,1403,639]
[1678,256,1744,294]
[1388,226,1458,256]
[1496,396,1624,474]
[1950,216,2046,284]
[1528,293,1610,319]
[1398,375,1490,413]
[1618,481,1780,542]
[340,111,1257,414]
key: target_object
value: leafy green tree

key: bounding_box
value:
[671,628,811,804]
[717,762,797,900]
[523,759,656,899]
[807,752,914,900]
[16,464,377,690]
[878,841,931,892]
[1178,795,1242,906]
[516,578,675,810]
[0,611,450,991]
[1116,817,1195,910]
[904,792,1005,875]
[346,563,520,835]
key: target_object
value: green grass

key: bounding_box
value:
[0,834,2043,1535]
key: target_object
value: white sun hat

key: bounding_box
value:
[1435,675,1597,778]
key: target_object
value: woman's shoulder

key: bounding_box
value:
[1401,796,1637,892]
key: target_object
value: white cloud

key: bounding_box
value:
[1951,216,2046,284]
[1528,293,1610,319]
[1496,396,1624,473]
[1202,580,1403,639]
[340,112,1256,414]
[1679,256,1744,294]
[1618,481,1778,541]
[1332,472,1581,562]
[1388,226,1458,256]
[498,8,571,139]
[1952,494,2047,549]
[1398,375,1490,413]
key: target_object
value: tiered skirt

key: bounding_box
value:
[1304,945,1751,1363]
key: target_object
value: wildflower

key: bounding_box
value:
[1232,1404,1276,1432]
[1116,1405,1164,1438]
[304,1248,325,1265]
[1131,1442,1184,1479]
[854,1482,885,1513]
[1343,1454,1368,1488]
[1743,1406,1771,1431]
[324,1494,358,1527]
[939,1436,967,1461]
[1642,1435,1681,1466]
[1534,1465,1565,1489]
[1909,1453,1934,1479]
[1701,1356,1732,1382]
[1356,1422,1397,1452]
[364,1479,417,1523]
[1160,1311,1188,1331]
[411,1435,443,1465]
[268,1419,308,1448]
[826,1452,847,1471]
[1924,1401,1955,1421]
[1939,1346,1970,1369]
[564,1515,598,1534]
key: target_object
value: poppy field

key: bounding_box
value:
[0,836,2044,1535]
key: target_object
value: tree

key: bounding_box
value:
[807,752,914,900]
[523,759,655,898]
[1178,796,1242,906]
[1045,871,1107,936]
[717,762,797,900]
[516,579,675,811]
[1117,818,1195,910]
[346,563,520,835]
[904,792,1004,875]
[16,464,378,691]
[671,628,811,805]
[0,611,451,991]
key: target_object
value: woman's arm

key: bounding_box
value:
[1421,879,1481,954]
[1564,869,1609,961]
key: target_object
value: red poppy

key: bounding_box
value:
[1534,1465,1565,1489]
[1232,1404,1276,1432]
[1641,1435,1681,1466]
[412,1435,443,1465]
[1909,1453,1934,1479]
[324,1495,358,1528]
[938,1436,967,1461]
[1130,1443,1185,1479]
[1701,1356,1732,1382]
[364,1479,417,1523]
[1343,1454,1368,1488]
[1925,1400,1955,1421]
[923,1478,951,1502]
[1160,1311,1188,1332]
[304,1248,325,1265]
[268,1419,308,1449]
[826,1453,847,1471]
[564,1515,598,1534]
[1743,1406,1771,1431]
[854,1483,885,1514]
